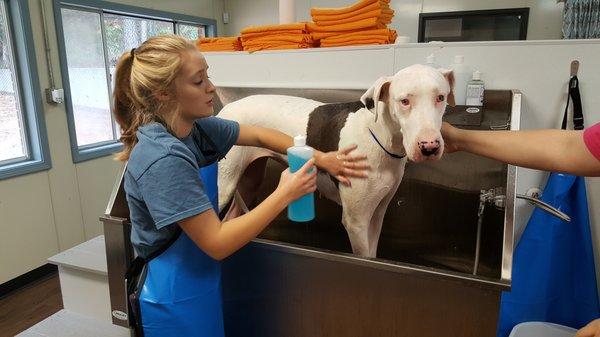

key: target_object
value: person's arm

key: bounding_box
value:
[442,122,600,176]
[576,318,600,337]
[179,159,317,260]
[236,124,369,185]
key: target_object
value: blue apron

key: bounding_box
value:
[128,161,224,337]
[497,75,600,336]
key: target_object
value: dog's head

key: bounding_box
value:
[360,64,455,163]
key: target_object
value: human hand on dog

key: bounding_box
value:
[441,122,461,153]
[316,144,370,187]
[276,158,318,203]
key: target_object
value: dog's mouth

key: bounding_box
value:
[409,146,444,163]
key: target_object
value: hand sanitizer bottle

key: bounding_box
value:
[465,70,484,109]
[287,135,315,222]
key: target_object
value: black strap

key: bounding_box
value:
[125,228,183,280]
[368,128,405,159]
[562,75,585,130]
[193,122,224,160]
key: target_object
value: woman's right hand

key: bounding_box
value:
[576,318,600,337]
[276,158,318,203]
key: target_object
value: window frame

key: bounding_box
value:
[0,0,52,180]
[53,0,217,163]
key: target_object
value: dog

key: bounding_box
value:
[217,64,455,257]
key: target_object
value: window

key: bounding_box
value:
[418,8,529,43]
[0,0,51,179]
[177,23,206,40]
[0,1,26,163]
[54,0,216,162]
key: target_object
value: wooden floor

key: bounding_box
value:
[0,274,63,337]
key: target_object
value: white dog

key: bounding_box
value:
[217,64,455,257]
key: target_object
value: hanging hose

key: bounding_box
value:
[473,190,490,275]
[473,202,485,275]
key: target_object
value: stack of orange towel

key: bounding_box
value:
[309,0,397,47]
[196,37,242,52]
[240,23,315,52]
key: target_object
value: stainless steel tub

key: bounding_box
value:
[102,88,521,337]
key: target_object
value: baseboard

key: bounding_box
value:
[0,264,58,299]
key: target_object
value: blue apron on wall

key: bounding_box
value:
[497,75,600,336]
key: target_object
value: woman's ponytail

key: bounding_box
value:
[113,51,137,161]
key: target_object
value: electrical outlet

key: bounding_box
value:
[45,88,64,104]
[223,12,229,24]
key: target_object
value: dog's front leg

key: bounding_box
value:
[367,187,398,257]
[342,207,373,257]
[341,186,382,257]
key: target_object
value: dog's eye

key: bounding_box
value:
[400,99,410,106]
[436,95,445,102]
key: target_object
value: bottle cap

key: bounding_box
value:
[294,135,306,146]
[453,55,464,64]
[472,70,482,80]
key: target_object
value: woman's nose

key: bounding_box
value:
[206,78,216,93]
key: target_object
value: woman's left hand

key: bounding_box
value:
[317,144,370,186]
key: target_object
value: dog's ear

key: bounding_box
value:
[360,76,392,122]
[438,68,456,107]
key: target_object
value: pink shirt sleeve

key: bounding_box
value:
[583,122,600,161]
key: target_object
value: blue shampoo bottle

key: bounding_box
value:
[287,135,315,222]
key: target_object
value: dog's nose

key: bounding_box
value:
[419,140,440,156]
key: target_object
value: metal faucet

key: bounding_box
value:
[473,187,571,275]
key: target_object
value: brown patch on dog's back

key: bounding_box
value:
[306,101,365,187]
[306,101,364,153]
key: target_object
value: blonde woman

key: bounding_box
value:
[113,34,368,336]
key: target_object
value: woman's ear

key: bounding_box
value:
[155,91,171,102]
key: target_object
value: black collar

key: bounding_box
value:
[368,128,406,159]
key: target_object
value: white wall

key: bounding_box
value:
[0,0,223,284]
[222,0,565,41]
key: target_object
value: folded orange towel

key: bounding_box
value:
[240,30,306,41]
[198,37,239,43]
[322,34,390,43]
[312,2,388,21]
[319,28,396,47]
[320,39,391,47]
[312,7,394,24]
[244,42,315,52]
[199,45,240,52]
[200,43,237,47]
[311,28,394,40]
[311,0,390,16]
[241,23,307,34]
[314,10,394,27]
[196,37,242,52]
[321,28,396,40]
[311,31,355,40]
[242,34,314,44]
[307,17,386,32]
